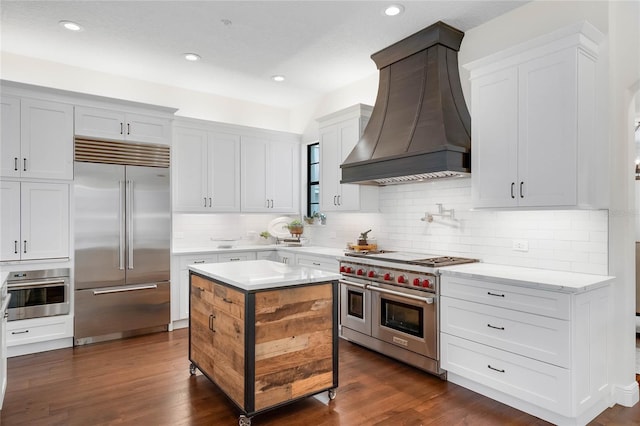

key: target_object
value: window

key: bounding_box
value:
[307,143,319,217]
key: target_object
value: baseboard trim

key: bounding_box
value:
[612,380,640,407]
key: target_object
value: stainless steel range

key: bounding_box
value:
[339,251,477,378]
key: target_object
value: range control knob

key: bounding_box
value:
[383,272,393,281]
[340,266,346,273]
[367,270,376,278]
[397,275,408,284]
[345,267,353,274]
[413,278,422,287]
[356,268,366,276]
[423,279,432,289]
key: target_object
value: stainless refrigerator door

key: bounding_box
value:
[74,282,170,339]
[124,165,170,284]
[74,162,126,290]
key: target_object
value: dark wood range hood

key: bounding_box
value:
[340,21,472,185]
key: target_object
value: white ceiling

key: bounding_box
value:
[0,1,528,108]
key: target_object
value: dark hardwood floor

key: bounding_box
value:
[2,329,639,426]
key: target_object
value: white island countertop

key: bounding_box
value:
[440,262,614,292]
[189,259,341,291]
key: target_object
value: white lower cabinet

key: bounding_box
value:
[7,315,74,357]
[172,251,259,324]
[440,274,610,425]
[294,253,338,272]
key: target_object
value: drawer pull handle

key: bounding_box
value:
[193,261,206,264]
[12,330,29,335]
[487,291,505,298]
[487,324,505,330]
[229,258,240,261]
[313,262,321,266]
[222,297,233,304]
[488,365,505,373]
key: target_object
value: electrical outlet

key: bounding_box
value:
[512,240,529,252]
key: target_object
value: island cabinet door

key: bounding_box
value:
[189,275,216,377]
[212,283,246,408]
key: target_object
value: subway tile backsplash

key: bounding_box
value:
[173,178,609,275]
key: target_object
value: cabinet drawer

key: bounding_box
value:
[7,315,73,346]
[441,333,571,416]
[295,254,338,272]
[441,276,570,319]
[179,254,218,270]
[218,252,256,263]
[213,284,245,319]
[441,296,570,367]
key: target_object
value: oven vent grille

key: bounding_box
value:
[74,138,170,168]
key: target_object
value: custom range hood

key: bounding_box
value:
[341,21,471,185]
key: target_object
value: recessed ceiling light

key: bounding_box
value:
[271,75,285,82]
[59,20,83,31]
[383,4,404,16]
[184,53,201,62]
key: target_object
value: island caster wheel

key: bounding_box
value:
[239,415,251,426]
[328,388,337,400]
[189,363,197,376]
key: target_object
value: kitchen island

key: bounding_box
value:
[188,260,340,426]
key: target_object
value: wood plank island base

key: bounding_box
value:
[188,260,341,425]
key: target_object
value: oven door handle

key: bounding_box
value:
[369,286,434,304]
[339,279,367,289]
[8,279,67,290]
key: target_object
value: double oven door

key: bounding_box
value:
[340,276,437,359]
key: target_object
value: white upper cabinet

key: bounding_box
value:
[467,22,605,209]
[173,124,240,212]
[318,104,378,212]
[0,180,69,261]
[75,106,171,145]
[240,136,299,213]
[1,97,73,180]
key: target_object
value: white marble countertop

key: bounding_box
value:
[189,259,342,291]
[173,244,347,260]
[440,263,615,292]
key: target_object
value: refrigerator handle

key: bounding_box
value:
[127,180,134,270]
[119,181,125,270]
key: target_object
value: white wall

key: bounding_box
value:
[0,52,292,132]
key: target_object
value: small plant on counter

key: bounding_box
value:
[283,219,304,237]
[259,231,271,239]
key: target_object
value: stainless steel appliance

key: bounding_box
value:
[339,251,477,377]
[73,139,170,345]
[6,268,69,320]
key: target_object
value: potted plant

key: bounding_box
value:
[284,219,304,237]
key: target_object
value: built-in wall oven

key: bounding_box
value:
[6,268,70,321]
[339,252,477,378]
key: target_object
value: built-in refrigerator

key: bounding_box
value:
[73,139,170,344]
